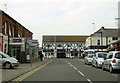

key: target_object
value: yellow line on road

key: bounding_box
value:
[13,60,52,82]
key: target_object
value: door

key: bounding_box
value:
[11,46,21,62]
[104,53,113,69]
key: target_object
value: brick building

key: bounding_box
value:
[0,10,33,62]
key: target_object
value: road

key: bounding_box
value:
[14,59,119,83]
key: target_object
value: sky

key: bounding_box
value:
[0,0,119,46]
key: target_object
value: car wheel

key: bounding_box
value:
[92,62,94,67]
[84,61,86,65]
[96,62,98,68]
[109,65,114,73]
[4,62,12,69]
[96,63,99,68]
[102,64,105,71]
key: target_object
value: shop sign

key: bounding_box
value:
[28,40,39,46]
[9,38,25,45]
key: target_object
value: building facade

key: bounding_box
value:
[85,27,120,51]
[0,10,33,62]
[42,35,89,58]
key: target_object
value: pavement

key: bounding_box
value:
[2,58,51,82]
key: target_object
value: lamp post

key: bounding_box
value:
[115,18,120,37]
[92,23,95,32]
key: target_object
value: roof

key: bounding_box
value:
[91,27,119,37]
[42,35,89,42]
[1,10,33,34]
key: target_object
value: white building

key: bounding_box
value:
[85,27,120,51]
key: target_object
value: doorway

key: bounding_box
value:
[11,46,21,62]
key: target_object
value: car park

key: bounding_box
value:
[102,51,120,73]
[0,51,19,69]
[84,54,94,65]
[92,52,108,68]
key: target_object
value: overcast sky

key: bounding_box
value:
[0,0,119,46]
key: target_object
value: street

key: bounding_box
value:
[12,58,120,83]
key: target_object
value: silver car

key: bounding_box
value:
[92,52,108,68]
[102,51,120,73]
[84,54,94,65]
[0,51,19,69]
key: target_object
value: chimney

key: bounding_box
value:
[101,26,104,30]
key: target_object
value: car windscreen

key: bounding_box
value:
[98,53,107,59]
[88,55,93,58]
[115,53,120,59]
[1,52,10,58]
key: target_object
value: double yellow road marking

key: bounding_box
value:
[13,60,52,82]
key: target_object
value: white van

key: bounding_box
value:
[0,51,19,69]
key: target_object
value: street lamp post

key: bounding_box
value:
[92,23,95,32]
[115,18,120,37]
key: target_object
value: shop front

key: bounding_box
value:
[9,37,26,63]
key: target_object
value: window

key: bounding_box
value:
[115,53,120,59]
[13,26,15,37]
[4,21,7,35]
[9,24,12,36]
[112,37,118,40]
[108,53,113,59]
[97,40,100,45]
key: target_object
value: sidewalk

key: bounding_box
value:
[2,58,51,82]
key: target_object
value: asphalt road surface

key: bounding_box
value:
[18,59,119,83]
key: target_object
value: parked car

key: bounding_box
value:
[92,52,108,68]
[82,49,95,59]
[102,51,120,73]
[0,51,19,69]
[84,54,94,65]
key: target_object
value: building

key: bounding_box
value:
[42,35,89,58]
[0,10,34,62]
[85,27,120,51]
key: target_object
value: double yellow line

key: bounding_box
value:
[13,60,52,82]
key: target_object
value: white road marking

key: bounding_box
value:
[73,67,77,70]
[78,71,85,77]
[68,63,71,65]
[79,59,84,62]
[87,79,92,83]
[111,74,118,77]
[84,65,91,67]
[70,65,73,67]
[68,63,73,67]
[67,61,92,83]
